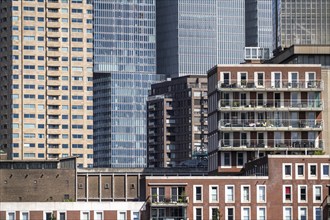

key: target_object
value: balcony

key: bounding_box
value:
[219,139,323,150]
[219,119,323,131]
[217,80,323,91]
[150,195,189,207]
[218,99,323,111]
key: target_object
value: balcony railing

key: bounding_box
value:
[218,80,323,90]
[151,195,188,205]
[218,99,323,109]
[219,119,323,130]
[219,139,322,149]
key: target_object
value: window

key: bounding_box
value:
[21,212,29,220]
[313,207,322,220]
[225,185,234,202]
[283,163,292,179]
[241,185,250,203]
[194,207,203,220]
[7,212,15,220]
[308,164,317,179]
[313,185,322,202]
[296,164,305,179]
[80,212,89,220]
[194,185,203,202]
[298,185,307,203]
[257,207,266,220]
[225,207,234,220]
[94,212,102,220]
[255,72,264,86]
[283,207,292,220]
[209,185,218,202]
[283,185,292,202]
[210,207,219,220]
[237,152,244,166]
[321,163,330,179]
[151,187,165,203]
[151,209,165,220]
[223,152,231,167]
[298,207,307,220]
[170,186,185,202]
[241,207,250,220]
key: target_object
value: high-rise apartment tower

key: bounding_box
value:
[0,0,94,167]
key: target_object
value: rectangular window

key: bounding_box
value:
[257,207,266,220]
[257,185,266,203]
[308,164,317,179]
[313,185,322,202]
[298,207,307,220]
[321,163,330,179]
[225,207,234,220]
[210,207,219,220]
[225,185,234,202]
[283,163,292,179]
[283,207,292,220]
[7,212,15,220]
[241,185,250,203]
[296,164,305,179]
[194,185,203,202]
[21,212,29,220]
[94,212,102,220]
[313,207,322,220]
[194,207,202,220]
[283,185,292,202]
[241,207,250,220]
[298,185,307,203]
[223,152,231,166]
[209,185,218,202]
[151,187,165,203]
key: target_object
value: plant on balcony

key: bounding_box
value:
[313,150,325,155]
[241,80,247,86]
[233,101,239,107]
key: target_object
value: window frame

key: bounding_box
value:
[193,206,203,220]
[313,185,322,203]
[321,163,330,179]
[241,206,251,220]
[283,206,292,220]
[298,185,308,203]
[283,185,292,203]
[313,206,322,220]
[308,163,317,179]
[209,185,219,203]
[241,185,250,203]
[225,206,235,220]
[283,163,292,179]
[257,185,266,203]
[298,206,308,220]
[257,206,266,220]
[193,185,203,203]
[295,163,305,179]
[225,185,235,203]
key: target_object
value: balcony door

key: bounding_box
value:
[257,133,264,147]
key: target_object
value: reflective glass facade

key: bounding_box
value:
[245,0,273,57]
[93,0,161,167]
[157,0,245,78]
[273,0,330,51]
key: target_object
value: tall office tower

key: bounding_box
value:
[157,0,246,78]
[245,0,273,58]
[147,76,208,168]
[0,0,94,168]
[208,64,324,174]
[273,0,330,54]
[93,0,161,167]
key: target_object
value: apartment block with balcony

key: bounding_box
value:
[0,0,93,167]
[208,64,325,174]
[147,76,208,168]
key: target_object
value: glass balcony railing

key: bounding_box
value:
[218,99,323,109]
[218,119,323,129]
[218,80,323,90]
[219,139,323,149]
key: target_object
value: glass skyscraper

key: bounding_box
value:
[93,0,161,167]
[245,0,273,56]
[156,0,245,78]
[273,0,330,52]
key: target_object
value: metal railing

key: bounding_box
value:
[219,139,322,149]
[218,99,323,109]
[218,80,323,90]
[151,195,188,204]
[219,119,323,129]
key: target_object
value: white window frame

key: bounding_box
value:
[238,72,248,87]
[95,211,103,220]
[193,185,203,203]
[313,206,322,220]
[221,72,231,85]
[80,211,90,220]
[21,212,29,220]
[308,163,318,179]
[254,72,265,87]
[305,71,316,88]
[295,163,305,179]
[288,72,299,87]
[236,152,245,168]
[221,152,232,168]
[209,207,220,220]
[57,211,66,220]
[209,185,219,203]
[283,206,292,220]
[257,185,266,203]
[7,211,16,220]
[241,206,250,220]
[298,185,308,203]
[225,206,235,220]
[271,71,282,88]
[193,206,203,220]
[257,206,266,220]
[298,206,308,220]
[283,185,292,203]
[321,163,330,179]
[241,185,250,203]
[313,185,322,203]
[282,163,292,179]
[225,185,235,203]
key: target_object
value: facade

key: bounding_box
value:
[273,0,330,53]
[156,0,245,78]
[93,0,162,168]
[208,64,326,174]
[2,156,329,220]
[147,76,208,167]
[0,0,93,167]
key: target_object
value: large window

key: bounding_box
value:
[151,187,165,203]
[151,209,165,220]
[171,186,185,202]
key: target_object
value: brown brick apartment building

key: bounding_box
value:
[207,64,329,174]
[147,75,208,167]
